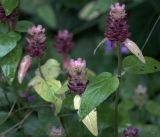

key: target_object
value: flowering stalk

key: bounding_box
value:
[18,25,46,84]
[54,30,74,70]
[115,44,122,137]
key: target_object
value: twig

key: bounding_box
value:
[141,15,160,51]
[15,104,51,112]
[0,100,16,125]
[0,111,33,136]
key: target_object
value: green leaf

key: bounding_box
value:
[35,59,61,79]
[0,31,21,58]
[79,72,119,119]
[145,100,160,117]
[0,45,22,84]
[15,20,33,32]
[36,4,57,28]
[1,0,19,16]
[123,55,160,74]
[30,76,62,115]
[55,81,68,95]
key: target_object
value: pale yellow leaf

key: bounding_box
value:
[73,95,98,136]
[82,109,98,136]
[124,38,145,63]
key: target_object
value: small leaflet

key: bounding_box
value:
[74,95,98,136]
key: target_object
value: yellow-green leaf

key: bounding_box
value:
[29,76,62,115]
[35,59,61,79]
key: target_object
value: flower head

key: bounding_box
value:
[55,30,74,55]
[104,3,145,63]
[67,58,88,95]
[25,25,46,58]
[105,3,130,44]
[123,127,139,137]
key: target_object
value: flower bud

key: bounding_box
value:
[67,58,88,95]
[55,30,74,55]
[123,127,139,137]
[18,55,32,84]
[25,25,46,58]
[50,127,64,137]
[105,3,130,44]
[133,85,148,108]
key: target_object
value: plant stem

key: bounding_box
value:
[38,59,45,80]
[37,60,65,130]
[115,45,122,137]
[0,111,33,136]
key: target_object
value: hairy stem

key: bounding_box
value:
[115,45,122,137]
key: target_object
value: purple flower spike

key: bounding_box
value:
[123,127,139,137]
[55,30,74,55]
[25,25,46,58]
[67,58,88,95]
[105,3,130,44]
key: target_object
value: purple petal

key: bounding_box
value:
[121,46,129,54]
[105,39,113,52]
[27,96,35,102]
[19,92,28,98]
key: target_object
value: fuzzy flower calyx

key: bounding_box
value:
[25,25,46,58]
[68,58,88,95]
